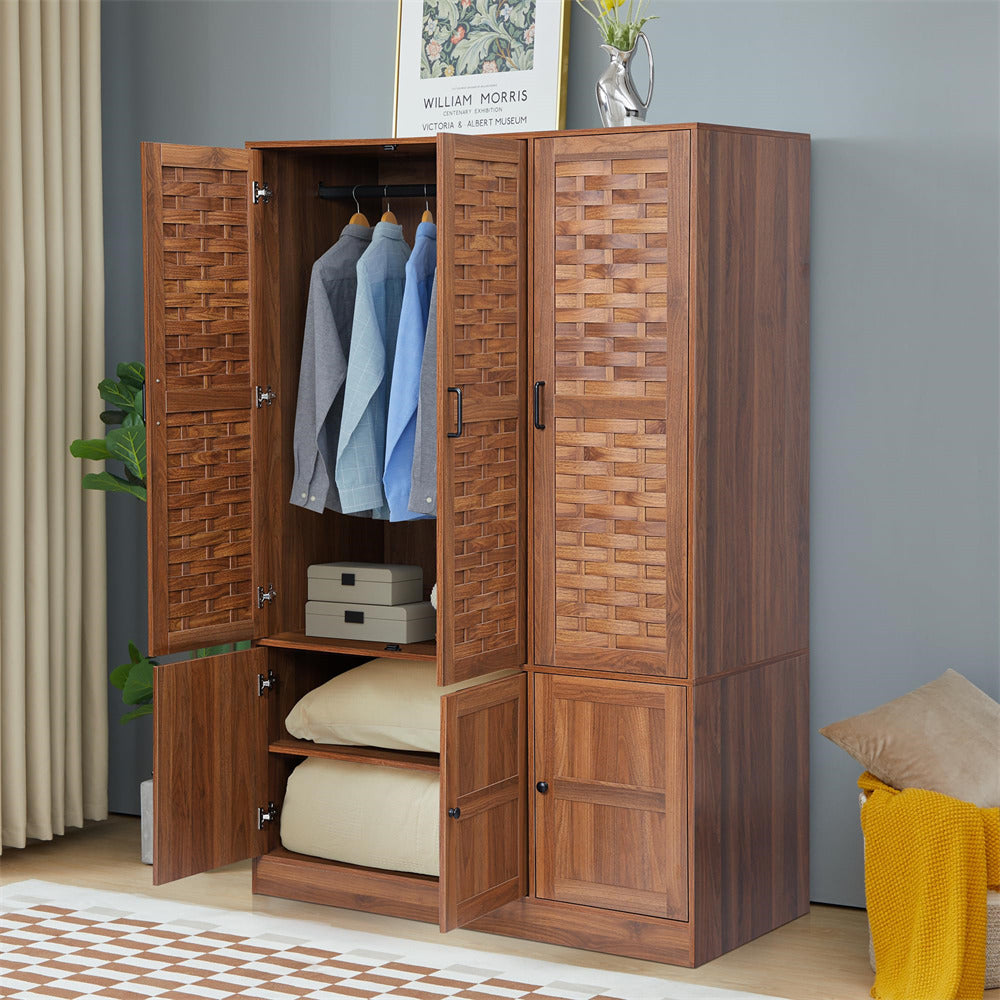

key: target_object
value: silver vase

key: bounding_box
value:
[596,32,654,127]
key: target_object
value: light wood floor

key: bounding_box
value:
[1,816,992,1000]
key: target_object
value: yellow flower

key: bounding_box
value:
[444,65,454,76]
[599,0,625,10]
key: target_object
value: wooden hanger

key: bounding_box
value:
[349,186,369,227]
[421,185,434,224]
[381,187,398,224]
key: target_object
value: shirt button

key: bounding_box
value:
[310,496,316,502]
[426,497,432,503]
[301,492,307,499]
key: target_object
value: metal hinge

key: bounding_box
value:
[257,584,276,608]
[257,669,278,696]
[257,802,278,829]
[252,180,272,204]
[256,385,276,408]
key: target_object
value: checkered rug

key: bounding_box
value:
[0,881,781,1000]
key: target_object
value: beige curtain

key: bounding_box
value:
[0,0,108,850]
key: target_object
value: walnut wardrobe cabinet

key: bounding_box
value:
[141,123,810,968]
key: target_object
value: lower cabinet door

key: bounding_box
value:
[154,648,270,885]
[439,672,528,930]
[533,674,688,920]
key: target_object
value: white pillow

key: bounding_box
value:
[280,758,439,875]
[284,657,497,753]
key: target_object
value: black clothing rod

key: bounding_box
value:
[318,183,437,200]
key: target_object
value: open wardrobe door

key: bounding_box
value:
[436,134,528,685]
[153,647,269,885]
[142,143,255,657]
[439,672,527,930]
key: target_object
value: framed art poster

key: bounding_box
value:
[393,0,571,137]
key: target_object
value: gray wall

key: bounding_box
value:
[101,0,999,908]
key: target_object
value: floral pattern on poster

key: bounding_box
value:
[420,0,537,78]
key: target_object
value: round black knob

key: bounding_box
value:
[447,806,461,818]
[536,781,549,794]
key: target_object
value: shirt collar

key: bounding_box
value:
[341,223,372,241]
[372,220,405,242]
[415,220,437,241]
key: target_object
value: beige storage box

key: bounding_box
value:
[307,562,423,606]
[305,599,436,644]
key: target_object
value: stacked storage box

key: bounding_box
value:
[305,562,436,644]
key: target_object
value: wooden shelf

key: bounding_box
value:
[259,631,436,662]
[269,737,440,772]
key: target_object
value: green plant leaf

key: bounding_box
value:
[122,411,143,428]
[99,410,125,425]
[122,658,154,705]
[121,704,154,723]
[70,437,112,461]
[117,361,145,390]
[81,470,147,501]
[124,467,145,486]
[99,378,136,411]
[128,641,142,663]
[106,425,146,480]
[109,661,133,690]
[194,643,237,658]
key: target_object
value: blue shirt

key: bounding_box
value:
[383,221,436,521]
[336,221,410,517]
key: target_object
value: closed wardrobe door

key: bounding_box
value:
[531,132,690,678]
[533,673,688,921]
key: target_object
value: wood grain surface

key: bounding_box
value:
[533,673,688,921]
[153,647,268,884]
[691,654,810,965]
[531,132,689,678]
[436,134,528,685]
[253,848,439,923]
[689,128,810,678]
[440,673,527,930]
[142,143,255,656]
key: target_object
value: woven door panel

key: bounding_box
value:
[438,135,527,684]
[534,134,689,677]
[143,144,254,656]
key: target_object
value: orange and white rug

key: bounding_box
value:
[0,881,778,1000]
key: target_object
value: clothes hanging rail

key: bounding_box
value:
[318,183,437,200]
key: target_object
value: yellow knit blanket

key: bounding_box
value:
[859,772,1000,1000]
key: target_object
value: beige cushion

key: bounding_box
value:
[821,670,1000,807]
[284,657,506,753]
[280,757,439,876]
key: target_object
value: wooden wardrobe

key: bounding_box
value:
[141,122,810,968]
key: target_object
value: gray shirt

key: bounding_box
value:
[408,272,437,516]
[290,223,372,513]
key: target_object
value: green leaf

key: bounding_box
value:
[128,641,142,663]
[121,704,154,723]
[194,643,236,658]
[124,466,145,486]
[70,437,112,461]
[122,411,143,428]
[81,470,147,502]
[122,658,154,705]
[117,361,145,390]
[106,425,146,480]
[99,378,136,411]
[109,661,132,691]
[99,410,125,425]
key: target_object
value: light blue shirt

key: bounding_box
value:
[383,221,436,521]
[336,221,410,517]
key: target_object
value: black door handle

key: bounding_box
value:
[533,381,545,430]
[448,806,461,818]
[447,386,463,438]
[536,780,549,794]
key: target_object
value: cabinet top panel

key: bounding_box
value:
[245,122,809,152]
